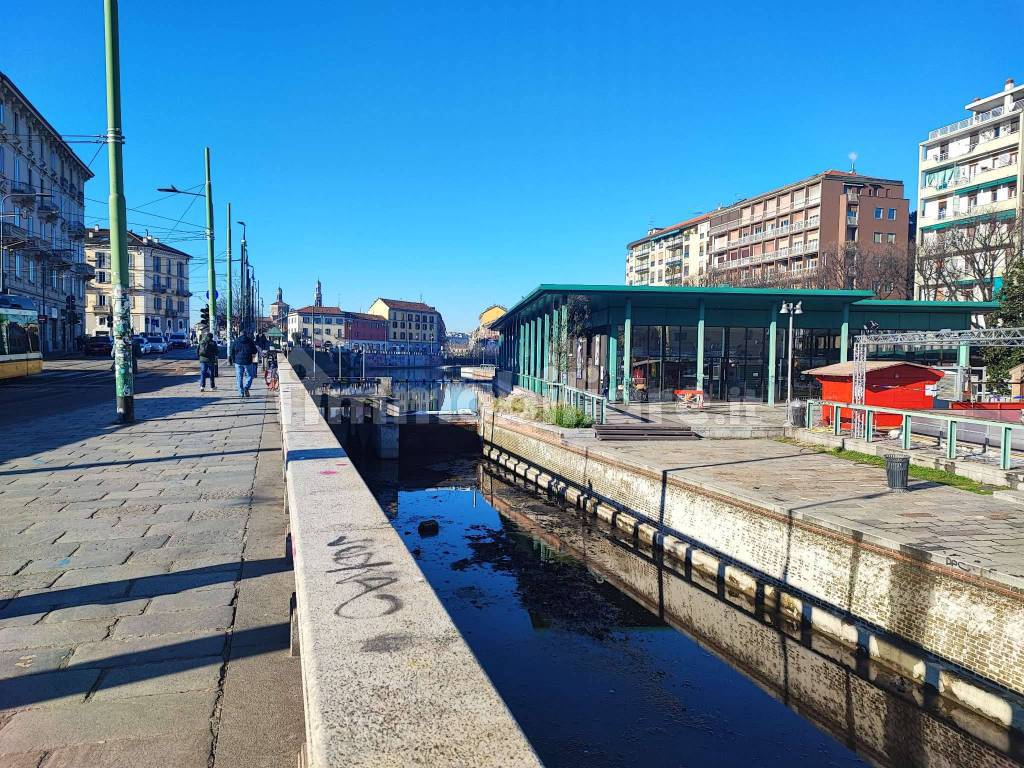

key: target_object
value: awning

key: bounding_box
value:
[920,209,1016,232]
[953,174,1017,197]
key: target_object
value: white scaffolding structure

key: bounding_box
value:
[850,327,1024,437]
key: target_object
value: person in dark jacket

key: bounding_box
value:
[229,331,258,397]
[197,332,218,391]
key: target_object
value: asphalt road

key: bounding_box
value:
[0,348,200,430]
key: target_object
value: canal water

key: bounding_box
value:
[358,448,1022,768]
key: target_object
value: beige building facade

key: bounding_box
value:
[915,77,1023,300]
[368,297,445,353]
[83,229,191,338]
[625,214,710,286]
[0,73,93,353]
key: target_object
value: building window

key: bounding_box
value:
[874,207,883,219]
[888,208,897,220]
[886,233,896,244]
[873,232,883,244]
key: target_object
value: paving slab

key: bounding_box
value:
[0,361,300,765]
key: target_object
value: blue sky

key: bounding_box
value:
[8,1,1020,331]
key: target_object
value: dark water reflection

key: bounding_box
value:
[359,451,1023,768]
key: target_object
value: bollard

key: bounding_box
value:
[884,454,910,493]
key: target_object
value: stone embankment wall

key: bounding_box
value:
[481,468,1024,766]
[278,362,540,768]
[479,409,1024,724]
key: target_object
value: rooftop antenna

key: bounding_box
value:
[849,151,858,173]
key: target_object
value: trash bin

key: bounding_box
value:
[885,454,910,493]
[787,399,805,428]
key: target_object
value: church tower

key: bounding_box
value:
[314,279,322,307]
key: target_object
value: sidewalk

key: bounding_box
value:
[0,369,303,766]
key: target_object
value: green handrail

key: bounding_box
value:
[806,399,1018,471]
[513,375,607,424]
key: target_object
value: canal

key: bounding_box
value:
[356,445,1022,768]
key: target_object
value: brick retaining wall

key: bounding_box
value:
[479,409,1024,714]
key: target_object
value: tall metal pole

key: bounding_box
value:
[104,0,134,423]
[225,204,232,350]
[203,148,216,338]
[786,311,794,417]
[239,226,248,333]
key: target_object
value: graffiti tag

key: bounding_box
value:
[327,534,402,618]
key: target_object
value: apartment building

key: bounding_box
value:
[0,73,94,353]
[625,214,710,286]
[916,78,1023,299]
[368,298,445,354]
[287,305,388,351]
[83,229,191,337]
[706,171,909,287]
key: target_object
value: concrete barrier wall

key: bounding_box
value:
[479,410,1024,711]
[278,361,540,768]
[480,467,1023,765]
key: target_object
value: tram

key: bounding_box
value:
[0,295,42,380]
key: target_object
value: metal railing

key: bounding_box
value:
[928,99,1024,141]
[806,399,1019,470]
[548,382,607,424]
[513,374,607,424]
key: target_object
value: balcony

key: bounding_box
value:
[67,222,86,240]
[920,155,1019,197]
[711,216,821,253]
[928,99,1024,141]
[710,194,820,236]
[846,214,859,225]
[11,182,35,204]
[38,199,59,221]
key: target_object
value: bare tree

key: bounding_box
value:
[916,208,1023,301]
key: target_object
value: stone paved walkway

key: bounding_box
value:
[565,431,1024,587]
[0,366,303,766]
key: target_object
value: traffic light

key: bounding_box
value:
[200,306,210,327]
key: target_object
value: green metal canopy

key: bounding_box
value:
[490,284,878,331]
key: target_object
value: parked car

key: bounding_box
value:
[167,333,189,349]
[84,335,113,356]
[142,335,169,354]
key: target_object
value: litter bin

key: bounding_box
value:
[885,454,910,493]
[787,399,805,428]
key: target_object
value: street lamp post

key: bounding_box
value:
[237,221,248,332]
[104,0,135,423]
[779,300,803,424]
[158,147,215,339]
[0,192,48,295]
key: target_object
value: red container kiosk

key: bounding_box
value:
[804,361,944,428]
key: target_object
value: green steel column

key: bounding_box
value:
[533,315,541,391]
[696,299,706,393]
[225,204,233,351]
[767,303,778,407]
[517,321,524,379]
[558,300,567,384]
[622,300,632,406]
[103,0,134,423]
[204,148,216,339]
[608,329,618,403]
[542,308,550,387]
[958,342,970,400]
[840,303,850,362]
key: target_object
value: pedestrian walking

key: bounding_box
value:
[229,331,258,397]
[198,331,218,392]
